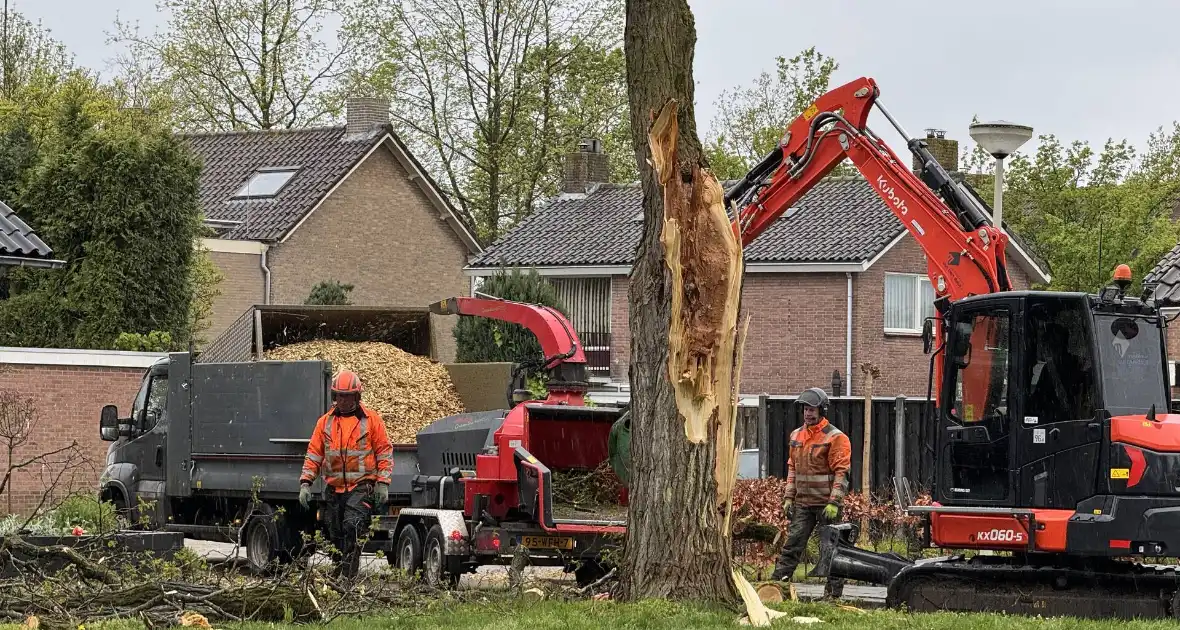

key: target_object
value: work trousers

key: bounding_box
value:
[770,504,845,598]
[323,482,375,578]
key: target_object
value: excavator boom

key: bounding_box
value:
[727,77,1011,304]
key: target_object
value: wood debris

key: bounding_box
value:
[265,340,466,443]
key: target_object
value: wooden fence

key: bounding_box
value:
[735,394,936,495]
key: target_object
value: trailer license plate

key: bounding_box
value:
[521,535,574,550]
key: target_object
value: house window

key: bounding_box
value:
[884,272,935,334]
[234,167,299,199]
[547,277,612,375]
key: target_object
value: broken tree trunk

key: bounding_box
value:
[622,4,790,622]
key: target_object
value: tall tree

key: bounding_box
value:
[704,47,845,181]
[112,0,363,131]
[960,124,1180,294]
[623,2,774,619]
[348,0,627,243]
[0,80,205,349]
[0,6,73,100]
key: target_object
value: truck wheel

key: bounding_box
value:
[423,524,459,589]
[245,517,276,575]
[393,525,423,576]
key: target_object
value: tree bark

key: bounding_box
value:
[621,0,747,605]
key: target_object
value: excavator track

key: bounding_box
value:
[887,556,1180,620]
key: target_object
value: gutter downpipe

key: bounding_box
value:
[261,245,272,304]
[846,272,853,396]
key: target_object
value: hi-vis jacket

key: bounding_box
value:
[785,418,852,507]
[300,403,394,493]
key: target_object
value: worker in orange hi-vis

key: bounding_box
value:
[771,387,852,599]
[299,369,394,578]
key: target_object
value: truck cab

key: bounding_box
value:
[99,357,171,525]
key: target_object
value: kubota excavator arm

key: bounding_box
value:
[725,76,1012,304]
[726,77,1012,411]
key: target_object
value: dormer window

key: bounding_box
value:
[233,167,299,199]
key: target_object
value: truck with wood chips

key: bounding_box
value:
[97,297,628,585]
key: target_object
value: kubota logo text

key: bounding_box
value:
[975,529,1025,543]
[876,175,910,215]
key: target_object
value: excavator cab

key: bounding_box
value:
[934,288,1171,511]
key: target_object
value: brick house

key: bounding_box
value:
[467,135,1050,397]
[183,98,483,360]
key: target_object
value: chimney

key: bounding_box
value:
[563,138,610,193]
[912,128,959,175]
[345,96,390,135]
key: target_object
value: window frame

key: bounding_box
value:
[232,166,300,199]
[883,272,935,335]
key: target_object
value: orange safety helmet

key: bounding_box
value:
[331,369,364,395]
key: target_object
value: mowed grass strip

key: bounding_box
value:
[16,598,1180,630]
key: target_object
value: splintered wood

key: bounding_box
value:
[650,99,745,446]
[265,340,465,443]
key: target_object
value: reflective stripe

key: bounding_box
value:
[796,474,835,482]
[306,453,323,463]
[357,416,368,450]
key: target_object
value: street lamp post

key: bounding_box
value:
[969,120,1034,229]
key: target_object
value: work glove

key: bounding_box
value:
[299,483,312,510]
[823,503,838,521]
[783,498,794,519]
[373,482,389,506]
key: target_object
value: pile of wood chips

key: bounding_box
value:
[265,340,465,443]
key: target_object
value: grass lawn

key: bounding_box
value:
[18,598,1180,630]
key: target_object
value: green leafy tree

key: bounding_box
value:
[112,0,364,131]
[455,267,566,368]
[0,81,204,349]
[305,279,355,305]
[0,7,73,100]
[960,123,1180,294]
[705,47,850,181]
[345,0,627,243]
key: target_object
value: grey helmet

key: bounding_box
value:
[797,387,829,414]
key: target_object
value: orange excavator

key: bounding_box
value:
[726,77,1179,619]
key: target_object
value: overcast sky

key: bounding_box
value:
[23,0,1180,164]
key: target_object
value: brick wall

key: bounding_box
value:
[0,362,147,515]
[607,272,848,394]
[609,275,630,380]
[604,233,1034,397]
[267,143,471,362]
[205,250,264,344]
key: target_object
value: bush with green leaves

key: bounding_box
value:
[305,279,355,305]
[113,330,173,352]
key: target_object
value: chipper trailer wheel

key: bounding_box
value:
[393,525,423,576]
[423,524,459,589]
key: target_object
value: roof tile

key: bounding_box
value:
[181,126,381,241]
[0,200,54,259]
[469,176,904,267]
